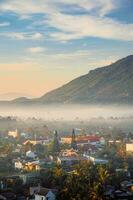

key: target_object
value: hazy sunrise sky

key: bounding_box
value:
[0,0,133,97]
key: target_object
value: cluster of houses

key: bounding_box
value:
[12,131,108,173]
[5,128,133,173]
[61,134,105,152]
[2,128,133,199]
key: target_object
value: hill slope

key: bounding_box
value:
[6,55,133,105]
[36,55,133,104]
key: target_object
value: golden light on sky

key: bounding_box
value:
[0,0,132,98]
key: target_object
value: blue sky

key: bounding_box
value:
[0,0,133,97]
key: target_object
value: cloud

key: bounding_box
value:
[48,13,133,41]
[58,0,116,16]
[0,0,133,42]
[1,32,44,40]
[0,0,116,16]
[0,22,10,27]
[27,47,45,53]
[0,0,55,15]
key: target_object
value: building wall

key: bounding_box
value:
[126,144,133,152]
[14,161,23,169]
[35,194,45,200]
[46,191,56,200]
[60,137,72,144]
[8,129,18,138]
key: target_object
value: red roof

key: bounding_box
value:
[76,135,100,143]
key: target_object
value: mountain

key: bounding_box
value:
[37,55,133,104]
[0,92,34,101]
[4,55,133,105]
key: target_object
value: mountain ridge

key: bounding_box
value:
[0,92,34,101]
[37,55,133,104]
[2,55,133,105]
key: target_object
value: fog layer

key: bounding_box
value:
[0,104,133,120]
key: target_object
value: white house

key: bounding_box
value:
[30,186,56,200]
[26,151,36,159]
[83,154,108,165]
[35,190,56,200]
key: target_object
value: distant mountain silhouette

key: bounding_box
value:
[0,92,34,101]
[3,55,133,105]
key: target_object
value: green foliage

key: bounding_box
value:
[40,161,109,200]
[40,165,66,188]
[57,162,109,200]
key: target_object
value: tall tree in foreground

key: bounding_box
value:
[57,161,109,200]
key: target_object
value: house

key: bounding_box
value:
[35,189,56,200]
[8,129,18,138]
[60,149,78,157]
[24,161,40,171]
[29,186,56,200]
[14,160,23,170]
[23,138,50,146]
[14,159,41,172]
[60,135,105,146]
[58,149,87,168]
[126,143,133,153]
[76,135,103,146]
[60,136,72,144]
[83,154,108,165]
[59,149,79,167]
[26,151,36,159]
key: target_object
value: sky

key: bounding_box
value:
[0,0,133,98]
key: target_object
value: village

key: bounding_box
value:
[0,125,133,200]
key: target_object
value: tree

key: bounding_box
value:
[40,165,66,188]
[57,161,109,200]
[52,130,60,154]
[35,143,44,154]
[71,129,77,150]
